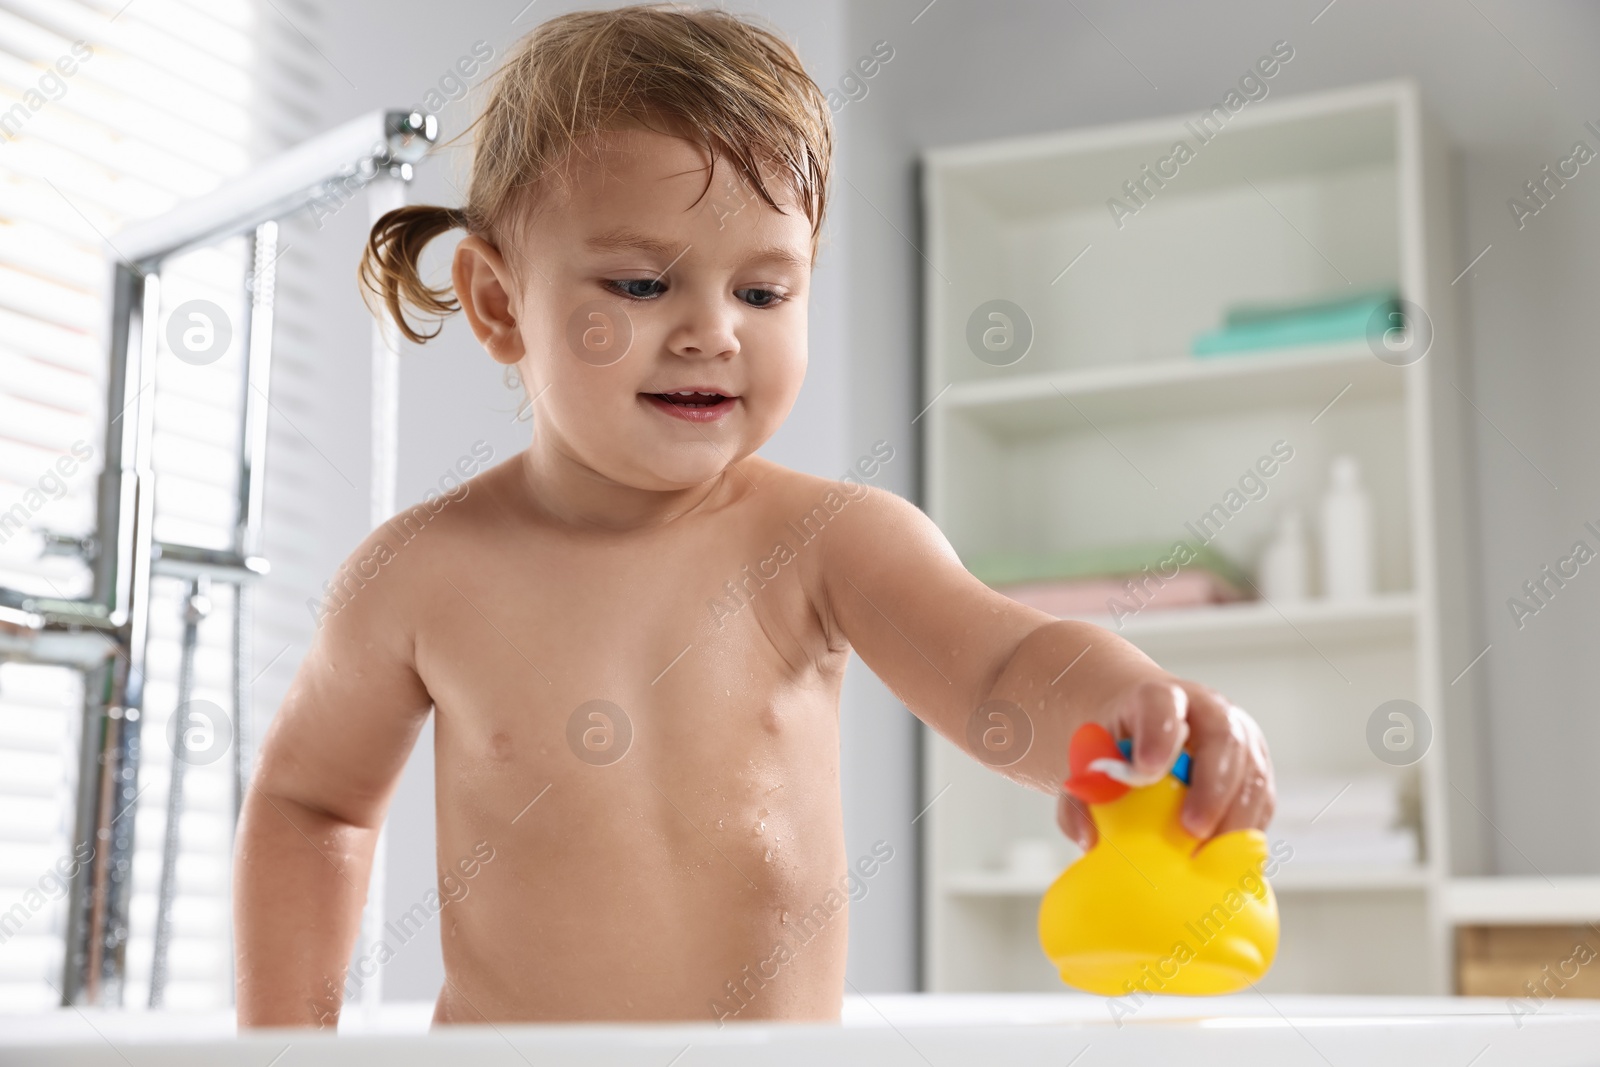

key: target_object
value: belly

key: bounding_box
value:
[428,676,850,1023]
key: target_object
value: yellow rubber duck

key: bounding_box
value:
[1038,723,1279,996]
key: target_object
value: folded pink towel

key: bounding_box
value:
[996,569,1246,617]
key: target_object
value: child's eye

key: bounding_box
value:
[606,278,665,301]
[736,288,784,308]
[604,279,784,307]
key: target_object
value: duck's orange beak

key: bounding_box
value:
[1062,722,1131,804]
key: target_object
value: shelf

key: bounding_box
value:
[942,869,1058,897]
[1054,592,1417,653]
[921,79,1476,997]
[925,81,1406,217]
[1272,865,1431,892]
[1445,878,1600,925]
[938,342,1408,439]
[944,864,1429,898]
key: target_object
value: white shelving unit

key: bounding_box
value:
[916,80,1538,996]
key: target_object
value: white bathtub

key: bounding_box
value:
[4,993,1599,1065]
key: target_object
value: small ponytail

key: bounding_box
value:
[358,203,469,344]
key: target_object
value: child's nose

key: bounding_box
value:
[665,303,740,360]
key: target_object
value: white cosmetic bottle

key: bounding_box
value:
[1259,509,1310,603]
[1319,455,1375,599]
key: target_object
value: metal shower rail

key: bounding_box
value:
[0,108,435,1007]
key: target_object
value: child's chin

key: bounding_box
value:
[626,451,740,490]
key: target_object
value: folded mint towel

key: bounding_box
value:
[1224,287,1399,328]
[1191,287,1399,357]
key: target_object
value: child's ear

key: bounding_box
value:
[453,234,524,365]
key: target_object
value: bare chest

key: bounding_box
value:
[414,518,847,791]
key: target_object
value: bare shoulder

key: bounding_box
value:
[738,440,904,527]
[377,444,510,549]
[740,458,946,558]
[735,449,957,632]
[314,445,510,633]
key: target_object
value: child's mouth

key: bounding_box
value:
[642,390,738,423]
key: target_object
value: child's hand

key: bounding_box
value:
[1054,678,1274,851]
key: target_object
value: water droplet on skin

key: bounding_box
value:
[764,848,773,862]
[753,820,765,835]
[716,819,724,830]
[780,910,788,924]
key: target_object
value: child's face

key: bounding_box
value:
[458,126,814,492]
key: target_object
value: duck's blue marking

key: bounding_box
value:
[1115,738,1192,786]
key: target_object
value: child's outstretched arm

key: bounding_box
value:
[232,525,434,1029]
[818,485,1273,848]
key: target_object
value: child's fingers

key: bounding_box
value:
[1119,679,1191,780]
[1179,689,1252,839]
[1056,790,1097,850]
[1210,716,1276,837]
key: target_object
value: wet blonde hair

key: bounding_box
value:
[358,2,834,345]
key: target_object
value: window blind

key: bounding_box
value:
[0,0,318,1011]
